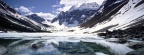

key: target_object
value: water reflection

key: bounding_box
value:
[0,39,62,55]
[0,35,134,55]
[1,40,110,55]
[51,41,96,55]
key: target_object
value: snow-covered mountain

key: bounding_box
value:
[27,14,45,23]
[51,2,99,27]
[0,0,48,32]
[108,0,144,30]
[80,0,144,32]
[27,14,52,27]
[1,0,144,33]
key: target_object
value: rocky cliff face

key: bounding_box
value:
[51,2,99,27]
[0,1,48,32]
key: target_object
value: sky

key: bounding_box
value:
[3,0,104,20]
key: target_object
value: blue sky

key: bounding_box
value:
[3,0,61,14]
[3,0,104,20]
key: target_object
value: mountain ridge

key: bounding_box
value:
[51,2,100,27]
[0,0,49,32]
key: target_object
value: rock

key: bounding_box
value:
[83,32,90,34]
[125,48,144,55]
[128,42,144,50]
[142,37,144,41]
[114,34,120,38]
[67,30,75,32]
[0,45,7,55]
[118,38,127,44]
[31,42,45,49]
[121,34,127,38]
[106,30,112,34]
[105,34,112,38]
[127,35,133,39]
[97,25,144,41]
[97,33,107,36]
[134,35,142,38]
[106,38,127,44]
[32,44,39,49]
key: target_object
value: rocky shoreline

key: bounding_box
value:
[98,26,144,55]
[125,42,144,55]
[98,26,144,40]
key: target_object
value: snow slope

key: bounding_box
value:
[80,0,144,33]
[93,0,144,31]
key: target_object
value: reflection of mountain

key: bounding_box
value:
[80,0,144,32]
[0,1,49,32]
[51,2,99,27]
[51,41,113,55]
[0,38,114,55]
[51,42,96,55]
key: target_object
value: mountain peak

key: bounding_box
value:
[52,2,100,27]
[27,14,45,23]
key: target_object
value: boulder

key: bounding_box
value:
[128,42,144,50]
[118,38,127,44]
[31,41,45,49]
[32,44,40,49]
[125,48,144,55]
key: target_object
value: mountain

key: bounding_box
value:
[80,0,144,32]
[26,14,51,27]
[51,2,99,27]
[27,14,45,23]
[80,0,129,28]
[0,1,49,32]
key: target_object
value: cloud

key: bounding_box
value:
[52,5,61,7]
[57,6,72,12]
[60,0,104,5]
[35,12,55,20]
[15,6,55,20]
[15,6,32,13]
[27,12,55,20]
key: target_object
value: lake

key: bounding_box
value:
[0,33,135,55]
